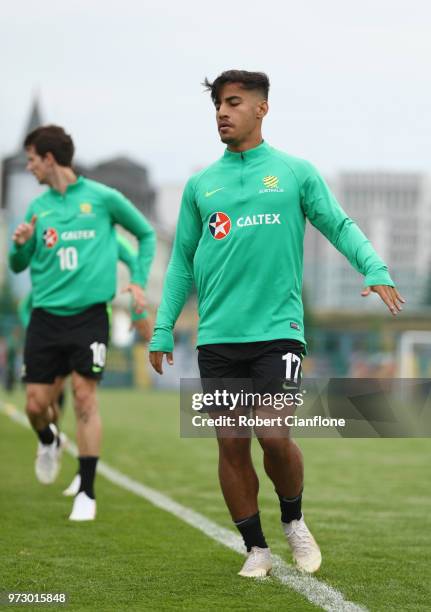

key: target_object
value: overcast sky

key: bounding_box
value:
[1,0,430,186]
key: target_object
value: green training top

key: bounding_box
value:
[9,177,155,316]
[150,141,394,352]
[18,232,148,327]
[116,233,148,322]
[18,292,33,329]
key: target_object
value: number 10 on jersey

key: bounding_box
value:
[57,247,78,270]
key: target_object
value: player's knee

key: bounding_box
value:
[259,437,288,459]
[72,382,97,416]
[26,394,46,417]
[218,439,250,466]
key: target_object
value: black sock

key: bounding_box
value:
[234,512,268,552]
[278,490,303,523]
[78,456,98,499]
[37,425,55,445]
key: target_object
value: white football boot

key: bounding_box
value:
[238,547,272,577]
[63,474,81,497]
[283,515,322,573]
[35,424,63,484]
[69,491,96,521]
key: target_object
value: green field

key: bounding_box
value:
[0,388,430,611]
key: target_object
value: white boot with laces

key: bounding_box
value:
[238,546,272,578]
[283,515,321,573]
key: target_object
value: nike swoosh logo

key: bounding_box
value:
[40,210,54,218]
[205,187,225,198]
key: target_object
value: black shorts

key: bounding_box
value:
[23,304,109,384]
[198,339,304,402]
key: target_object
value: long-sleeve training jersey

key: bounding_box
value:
[18,232,148,328]
[9,176,155,315]
[150,141,394,352]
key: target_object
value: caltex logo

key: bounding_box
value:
[209,212,231,240]
[43,228,58,248]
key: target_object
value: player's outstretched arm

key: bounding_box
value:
[9,214,37,272]
[301,164,401,307]
[149,178,202,373]
[361,285,405,316]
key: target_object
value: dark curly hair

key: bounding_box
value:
[203,70,270,104]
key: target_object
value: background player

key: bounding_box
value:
[18,232,153,496]
[9,125,155,521]
[149,70,404,577]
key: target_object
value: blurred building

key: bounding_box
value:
[1,99,46,297]
[304,172,431,312]
[156,183,184,232]
[77,157,156,220]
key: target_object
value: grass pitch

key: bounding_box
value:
[0,387,430,611]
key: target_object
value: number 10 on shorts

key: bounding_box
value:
[282,352,301,383]
[90,342,106,367]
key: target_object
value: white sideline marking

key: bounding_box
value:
[1,403,367,612]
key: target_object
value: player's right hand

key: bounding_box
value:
[149,351,174,375]
[13,215,37,245]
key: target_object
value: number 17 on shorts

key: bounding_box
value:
[282,352,302,385]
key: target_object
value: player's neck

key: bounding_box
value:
[48,166,78,194]
[226,130,264,153]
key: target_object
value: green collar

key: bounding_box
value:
[223,140,271,161]
[49,175,84,196]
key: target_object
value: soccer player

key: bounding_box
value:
[17,232,153,496]
[149,70,404,577]
[9,125,155,521]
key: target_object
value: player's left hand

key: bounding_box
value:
[122,283,146,313]
[361,285,405,316]
[131,318,152,343]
